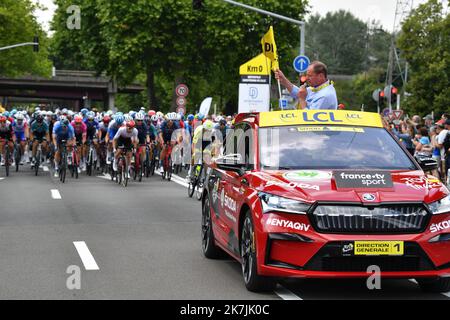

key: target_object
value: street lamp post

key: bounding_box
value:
[221,0,306,56]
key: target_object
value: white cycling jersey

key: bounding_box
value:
[113,126,138,140]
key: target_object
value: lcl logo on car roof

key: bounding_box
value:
[362,193,376,202]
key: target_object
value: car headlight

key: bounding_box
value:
[259,192,311,215]
[428,194,450,215]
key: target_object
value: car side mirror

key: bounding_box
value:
[216,154,246,176]
[415,155,438,172]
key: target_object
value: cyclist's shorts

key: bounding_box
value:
[117,136,133,150]
[14,131,26,142]
[33,132,46,142]
[75,133,83,145]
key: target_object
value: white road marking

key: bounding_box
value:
[0,178,4,181]
[274,284,303,300]
[51,189,62,200]
[155,171,190,188]
[97,173,112,180]
[73,241,100,271]
[43,166,49,172]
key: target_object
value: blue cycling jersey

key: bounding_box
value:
[53,122,75,140]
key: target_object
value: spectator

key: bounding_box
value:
[392,120,415,156]
[412,127,432,156]
[274,61,338,110]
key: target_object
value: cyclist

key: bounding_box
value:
[134,112,150,176]
[184,114,195,144]
[0,115,16,166]
[158,113,180,174]
[52,118,75,177]
[71,115,87,172]
[188,119,216,179]
[12,112,29,165]
[30,114,50,167]
[112,119,138,177]
[106,114,124,164]
[84,111,99,169]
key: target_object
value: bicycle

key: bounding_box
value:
[70,143,80,179]
[116,147,130,187]
[14,142,21,172]
[149,141,159,177]
[0,140,12,177]
[58,140,68,183]
[97,141,107,174]
[33,139,44,176]
[188,163,204,200]
[162,142,173,181]
[86,140,97,176]
[134,145,145,182]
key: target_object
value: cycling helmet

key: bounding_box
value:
[151,115,158,122]
[87,111,95,120]
[103,115,111,124]
[124,114,133,122]
[3,111,10,118]
[51,114,58,121]
[148,110,156,117]
[74,115,83,123]
[187,114,195,121]
[15,113,25,121]
[135,112,145,121]
[129,111,137,119]
[80,108,89,116]
[166,113,177,121]
[219,119,227,126]
[0,116,7,123]
[203,120,214,130]
[61,119,70,127]
[62,108,68,115]
[115,115,125,125]
[126,120,135,128]
[197,113,205,121]
[36,114,44,123]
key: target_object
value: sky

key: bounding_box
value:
[33,0,445,33]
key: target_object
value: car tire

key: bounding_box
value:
[417,277,450,293]
[240,211,276,292]
[201,196,223,259]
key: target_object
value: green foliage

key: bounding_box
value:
[397,0,449,116]
[50,0,309,111]
[0,0,52,77]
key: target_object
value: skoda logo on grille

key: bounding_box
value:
[362,193,376,202]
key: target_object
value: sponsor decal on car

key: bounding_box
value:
[334,171,393,189]
[266,180,320,191]
[220,189,237,213]
[430,219,450,233]
[266,218,311,232]
[362,193,377,201]
[400,176,441,191]
[296,126,365,133]
[283,170,332,181]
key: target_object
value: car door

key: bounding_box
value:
[220,123,255,256]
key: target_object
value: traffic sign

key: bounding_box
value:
[175,84,189,97]
[293,55,310,73]
[176,106,186,115]
[176,96,186,106]
[392,110,404,120]
[382,108,390,117]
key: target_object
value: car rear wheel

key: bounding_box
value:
[240,211,276,292]
[417,277,450,293]
[201,197,223,259]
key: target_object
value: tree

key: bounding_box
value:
[0,0,52,77]
[397,0,449,115]
[306,11,368,75]
[50,0,309,112]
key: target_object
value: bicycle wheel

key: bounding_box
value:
[122,161,128,187]
[15,144,21,172]
[87,148,93,176]
[35,150,41,176]
[167,156,173,181]
[188,175,198,198]
[138,154,144,182]
[5,146,10,177]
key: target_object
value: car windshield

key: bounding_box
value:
[259,126,416,170]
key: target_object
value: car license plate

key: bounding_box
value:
[352,241,404,256]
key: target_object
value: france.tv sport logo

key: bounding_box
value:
[334,171,394,189]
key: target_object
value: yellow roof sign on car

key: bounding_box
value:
[259,110,383,128]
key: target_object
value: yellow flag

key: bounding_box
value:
[261,26,279,71]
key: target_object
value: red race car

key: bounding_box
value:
[201,109,450,293]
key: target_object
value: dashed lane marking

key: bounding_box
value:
[73,241,100,271]
[51,189,62,200]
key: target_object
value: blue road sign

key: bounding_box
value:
[293,55,310,73]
